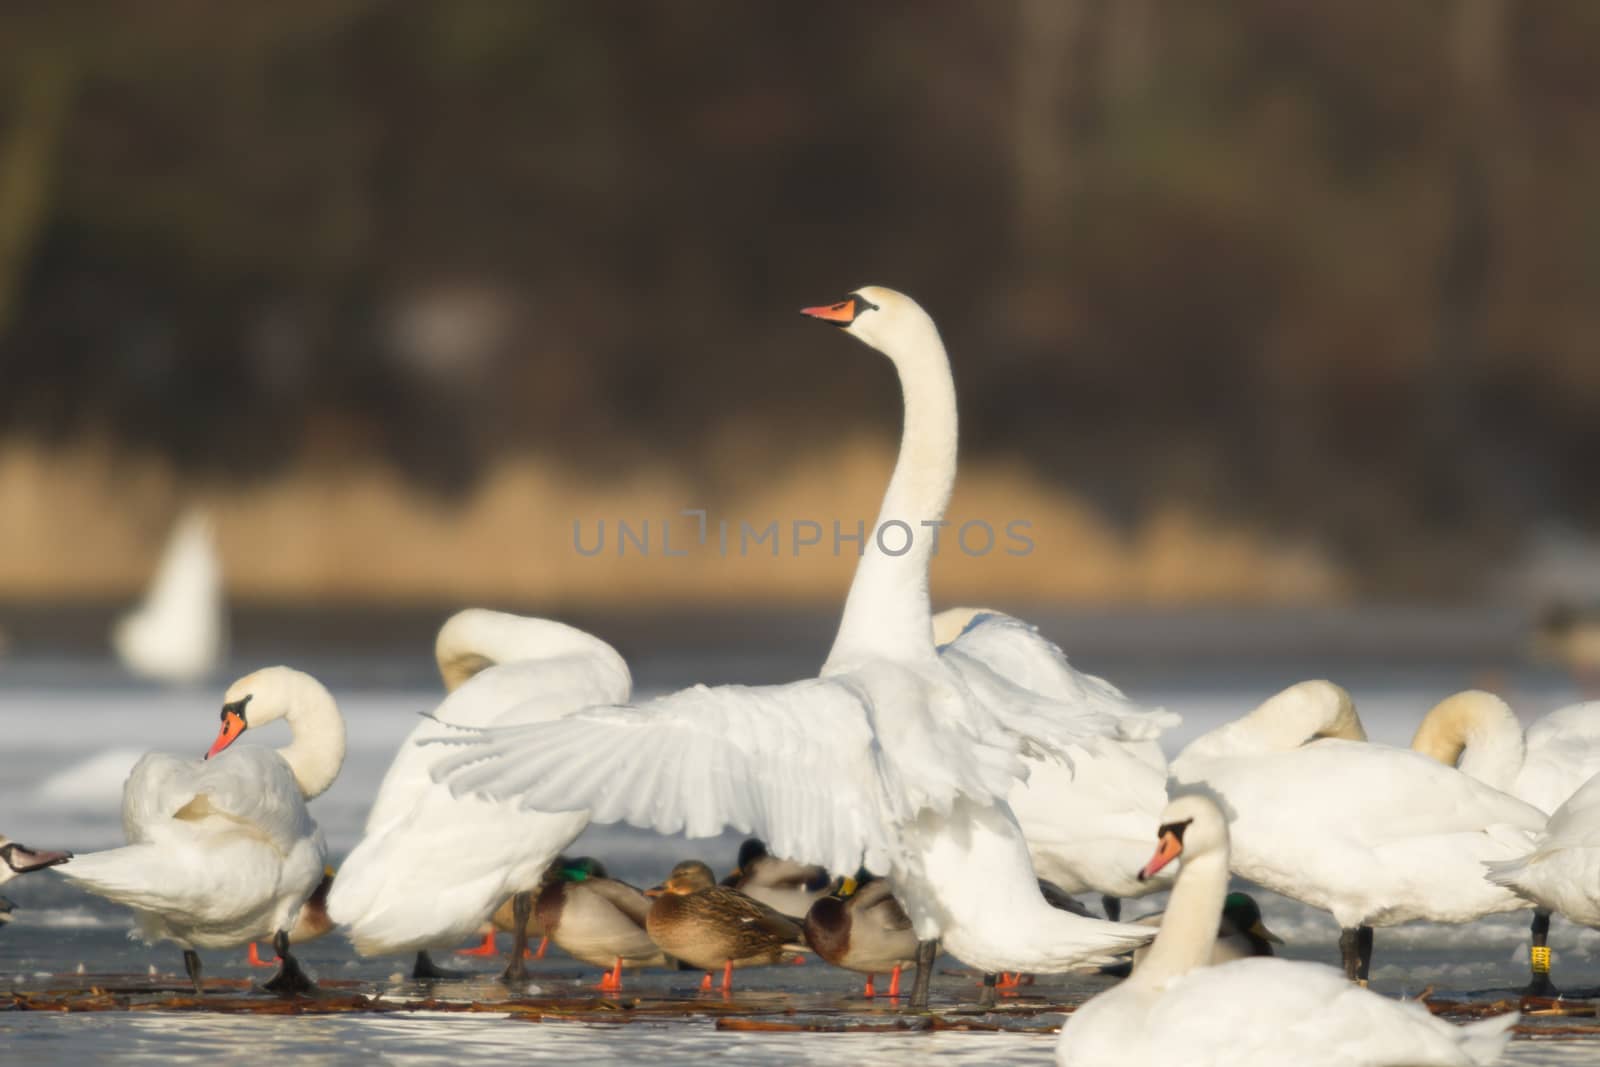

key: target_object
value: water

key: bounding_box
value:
[1,611,1595,1063]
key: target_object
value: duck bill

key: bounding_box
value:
[6,844,72,872]
[1250,919,1285,944]
[1138,831,1183,882]
[800,298,859,325]
[205,710,247,759]
[643,885,664,898]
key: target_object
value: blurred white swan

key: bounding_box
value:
[112,509,226,685]
[1057,793,1518,1067]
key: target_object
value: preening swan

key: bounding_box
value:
[325,608,630,980]
[54,667,343,994]
[933,607,1177,908]
[1412,690,1600,991]
[1170,682,1544,982]
[112,508,226,686]
[433,288,1156,1008]
[1056,794,1518,1067]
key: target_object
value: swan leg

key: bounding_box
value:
[501,892,532,982]
[978,972,999,1007]
[182,949,204,995]
[412,950,465,980]
[1101,895,1122,922]
[907,939,937,1011]
[1356,924,1373,984]
[261,930,316,996]
[1525,908,1557,996]
[1338,927,1361,982]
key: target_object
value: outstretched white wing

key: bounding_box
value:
[431,676,898,876]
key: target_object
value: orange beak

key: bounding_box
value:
[1138,830,1183,882]
[800,298,859,324]
[644,885,664,898]
[206,709,247,760]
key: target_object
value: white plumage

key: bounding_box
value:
[111,509,226,685]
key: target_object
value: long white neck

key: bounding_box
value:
[1129,846,1228,988]
[823,315,958,673]
[1175,680,1362,768]
[276,672,346,800]
[1410,691,1524,793]
[435,609,630,695]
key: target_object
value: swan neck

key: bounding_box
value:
[277,674,346,800]
[824,318,958,671]
[1410,692,1523,792]
[1131,848,1228,987]
[435,610,630,695]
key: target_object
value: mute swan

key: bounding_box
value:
[112,509,226,686]
[645,860,805,993]
[1170,682,1544,982]
[1056,794,1518,1067]
[803,876,918,998]
[722,838,840,919]
[434,288,1156,1009]
[932,606,1176,911]
[325,608,630,980]
[56,667,344,994]
[535,857,666,992]
[1411,690,1600,991]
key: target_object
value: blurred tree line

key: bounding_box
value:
[0,0,1596,592]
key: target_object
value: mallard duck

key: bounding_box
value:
[537,856,668,991]
[1128,891,1281,971]
[722,838,838,920]
[803,876,918,998]
[247,866,336,967]
[646,860,805,993]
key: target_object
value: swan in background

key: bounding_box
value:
[1171,681,1545,982]
[326,608,631,980]
[112,509,226,685]
[1056,793,1518,1067]
[933,606,1177,915]
[1411,690,1600,991]
[54,667,343,994]
[435,288,1157,1009]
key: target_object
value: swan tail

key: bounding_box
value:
[1482,854,1531,891]
[53,846,166,904]
[1458,1011,1519,1065]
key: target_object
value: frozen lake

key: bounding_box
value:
[1,608,1596,1063]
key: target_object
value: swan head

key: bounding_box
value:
[1138,792,1230,882]
[801,286,938,362]
[205,666,322,759]
[0,836,72,884]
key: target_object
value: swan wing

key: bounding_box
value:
[938,611,1177,742]
[122,748,311,853]
[1519,701,1600,811]
[431,677,893,877]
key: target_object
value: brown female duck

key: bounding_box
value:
[647,860,805,993]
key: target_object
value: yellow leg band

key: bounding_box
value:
[1530,945,1552,974]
